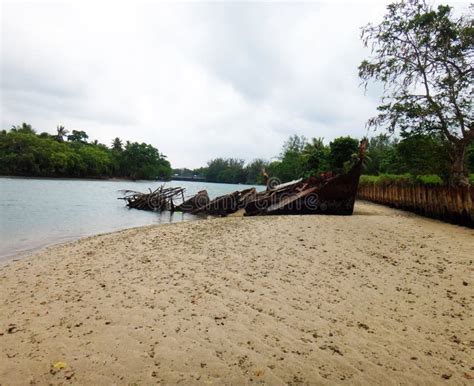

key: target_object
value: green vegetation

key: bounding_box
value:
[174,158,269,185]
[172,135,359,185]
[359,174,445,186]
[359,0,473,186]
[0,124,171,180]
[2,124,472,186]
[176,132,474,186]
[364,134,452,178]
[266,135,360,180]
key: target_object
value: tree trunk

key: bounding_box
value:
[449,141,469,187]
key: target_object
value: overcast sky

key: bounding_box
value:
[0,1,467,168]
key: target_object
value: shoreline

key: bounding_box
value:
[1,198,469,265]
[0,175,266,186]
[0,175,165,183]
[0,219,204,266]
[1,201,473,384]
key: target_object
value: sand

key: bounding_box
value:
[0,201,472,385]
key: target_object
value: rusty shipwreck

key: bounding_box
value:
[119,140,367,216]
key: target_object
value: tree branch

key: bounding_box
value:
[404,30,457,142]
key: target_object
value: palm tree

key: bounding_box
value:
[111,137,123,152]
[56,125,69,142]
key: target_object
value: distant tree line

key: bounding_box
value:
[174,133,474,185]
[3,123,473,185]
[0,123,172,180]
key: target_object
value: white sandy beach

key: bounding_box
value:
[0,201,473,385]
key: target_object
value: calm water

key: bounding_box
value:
[0,177,262,261]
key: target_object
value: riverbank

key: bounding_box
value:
[0,175,163,182]
[1,201,472,384]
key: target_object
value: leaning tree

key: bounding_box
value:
[359,0,473,186]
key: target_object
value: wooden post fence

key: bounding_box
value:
[357,184,473,227]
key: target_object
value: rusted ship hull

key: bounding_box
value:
[120,140,366,216]
[192,187,257,216]
[244,159,363,216]
[175,190,210,213]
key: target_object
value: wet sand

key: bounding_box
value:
[0,201,473,385]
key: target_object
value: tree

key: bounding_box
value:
[111,137,123,152]
[365,134,395,175]
[11,123,35,134]
[397,133,451,177]
[329,136,359,172]
[270,135,308,182]
[301,137,330,176]
[244,159,268,184]
[280,135,307,157]
[219,158,246,184]
[56,125,69,142]
[205,158,228,182]
[0,128,172,180]
[67,130,89,143]
[78,145,113,176]
[120,142,171,180]
[359,0,473,186]
[204,158,247,184]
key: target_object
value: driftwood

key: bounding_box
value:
[119,185,185,211]
[118,186,256,216]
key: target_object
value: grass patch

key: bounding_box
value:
[360,174,445,186]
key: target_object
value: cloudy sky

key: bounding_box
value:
[0,0,466,168]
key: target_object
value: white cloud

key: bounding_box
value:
[1,1,401,167]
